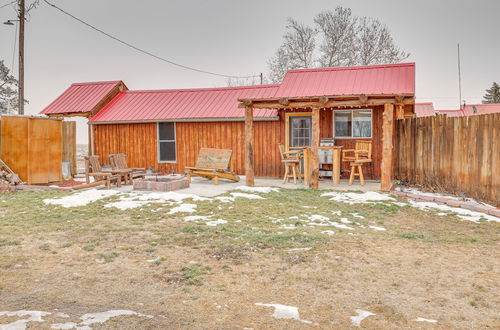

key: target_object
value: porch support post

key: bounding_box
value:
[245,105,255,186]
[381,103,395,191]
[310,107,320,189]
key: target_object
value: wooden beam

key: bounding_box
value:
[359,94,368,105]
[381,103,395,191]
[396,104,405,120]
[310,108,320,189]
[239,97,415,109]
[278,98,290,106]
[244,106,255,186]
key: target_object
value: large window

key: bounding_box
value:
[158,122,176,162]
[334,110,372,138]
[289,115,312,147]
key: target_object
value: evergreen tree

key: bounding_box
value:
[482,82,500,104]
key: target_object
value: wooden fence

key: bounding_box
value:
[395,113,499,206]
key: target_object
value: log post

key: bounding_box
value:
[396,104,405,120]
[310,108,320,189]
[244,105,255,186]
[381,103,395,191]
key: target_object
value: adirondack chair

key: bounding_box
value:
[85,155,122,189]
[185,148,240,184]
[341,140,373,186]
[109,153,146,181]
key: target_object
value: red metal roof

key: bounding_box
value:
[435,104,500,117]
[40,81,124,115]
[275,63,415,97]
[415,102,436,117]
[90,84,280,123]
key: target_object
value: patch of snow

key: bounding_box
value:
[234,186,279,193]
[214,196,235,203]
[330,222,355,230]
[398,187,497,209]
[414,317,437,323]
[340,218,351,224]
[350,213,365,219]
[392,202,408,207]
[184,215,210,222]
[368,225,386,231]
[255,303,312,324]
[168,203,197,214]
[309,214,329,221]
[321,230,335,236]
[55,313,69,318]
[105,191,209,210]
[73,177,94,183]
[280,224,296,229]
[0,310,51,330]
[79,310,153,327]
[409,201,499,222]
[331,210,342,216]
[350,309,375,327]
[230,192,265,200]
[147,257,161,263]
[44,189,119,208]
[51,322,78,329]
[321,191,396,204]
[287,247,311,251]
[205,219,228,226]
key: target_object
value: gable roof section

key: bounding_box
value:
[275,63,415,98]
[415,102,436,117]
[90,84,280,123]
[40,81,126,116]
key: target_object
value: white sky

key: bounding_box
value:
[0,0,498,143]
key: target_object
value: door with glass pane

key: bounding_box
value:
[289,116,312,148]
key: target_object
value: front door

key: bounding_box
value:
[289,115,312,149]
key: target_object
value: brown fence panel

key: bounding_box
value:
[62,121,77,175]
[396,113,500,206]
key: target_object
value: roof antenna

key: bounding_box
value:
[457,43,463,110]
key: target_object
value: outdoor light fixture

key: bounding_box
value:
[3,20,16,25]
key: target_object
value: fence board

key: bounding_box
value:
[396,113,499,206]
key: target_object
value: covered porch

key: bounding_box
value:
[239,93,415,191]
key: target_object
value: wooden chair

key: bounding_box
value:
[278,144,302,184]
[109,153,146,182]
[342,141,372,186]
[85,155,121,189]
[185,148,240,185]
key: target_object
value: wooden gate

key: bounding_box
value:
[0,116,63,184]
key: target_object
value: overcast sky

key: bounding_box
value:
[1,0,499,143]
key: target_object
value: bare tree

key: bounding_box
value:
[267,6,410,79]
[267,18,316,83]
[314,7,358,67]
[355,17,409,65]
[0,60,21,114]
[225,75,263,87]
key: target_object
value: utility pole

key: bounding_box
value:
[457,43,462,110]
[18,0,25,115]
[260,72,263,85]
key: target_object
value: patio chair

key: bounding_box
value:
[109,153,146,181]
[85,155,122,189]
[342,140,372,186]
[278,144,302,184]
[185,148,240,185]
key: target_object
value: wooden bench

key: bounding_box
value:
[185,148,240,185]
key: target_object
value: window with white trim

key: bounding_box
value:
[158,122,176,162]
[334,109,372,138]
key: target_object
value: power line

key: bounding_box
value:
[0,0,17,9]
[42,0,260,79]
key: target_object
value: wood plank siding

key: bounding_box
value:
[93,106,386,179]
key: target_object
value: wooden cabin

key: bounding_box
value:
[40,63,416,190]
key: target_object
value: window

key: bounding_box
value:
[289,116,312,147]
[158,122,176,162]
[334,110,372,138]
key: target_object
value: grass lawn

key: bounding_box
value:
[0,188,498,329]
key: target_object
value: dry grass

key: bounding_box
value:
[0,189,498,329]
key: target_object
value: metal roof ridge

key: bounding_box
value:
[286,62,415,74]
[70,80,123,86]
[120,84,281,94]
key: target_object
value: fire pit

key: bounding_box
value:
[133,176,189,192]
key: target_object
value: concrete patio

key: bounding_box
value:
[112,175,381,197]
